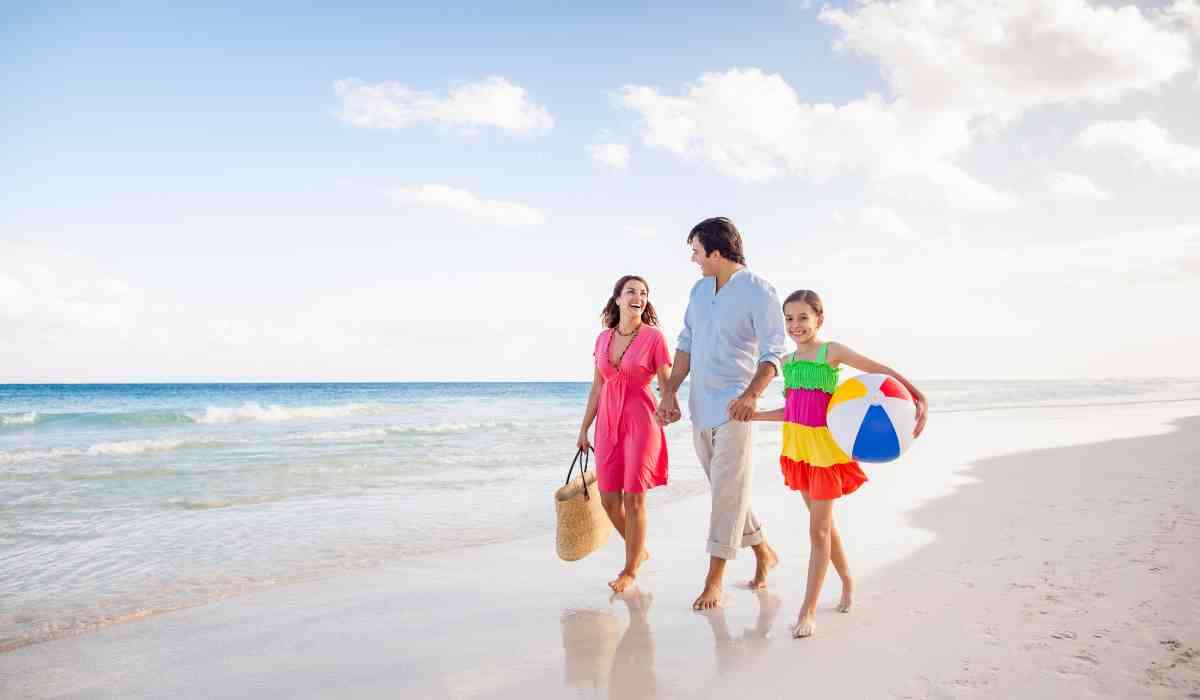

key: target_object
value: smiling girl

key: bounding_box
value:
[578,275,673,593]
[753,289,927,638]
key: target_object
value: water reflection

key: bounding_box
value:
[560,589,781,698]
[560,590,656,699]
[699,590,782,675]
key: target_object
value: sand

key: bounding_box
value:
[2,401,1198,698]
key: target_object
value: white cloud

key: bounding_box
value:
[620,70,1008,209]
[588,142,630,169]
[835,205,917,239]
[0,245,148,331]
[619,1,1192,208]
[821,0,1193,122]
[389,184,547,226]
[1045,170,1111,200]
[334,77,554,134]
[1163,0,1200,34]
[1076,118,1200,177]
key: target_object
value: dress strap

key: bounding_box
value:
[817,343,829,364]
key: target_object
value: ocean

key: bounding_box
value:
[3,378,1200,652]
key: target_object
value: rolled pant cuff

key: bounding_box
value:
[706,541,739,560]
[741,529,764,548]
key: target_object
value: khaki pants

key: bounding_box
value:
[693,420,763,559]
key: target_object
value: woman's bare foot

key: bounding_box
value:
[747,542,778,590]
[692,582,724,610]
[792,611,816,638]
[609,550,650,591]
[609,571,637,592]
[836,579,854,613]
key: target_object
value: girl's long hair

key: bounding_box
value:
[601,275,660,328]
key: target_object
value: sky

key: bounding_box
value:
[2,0,1199,382]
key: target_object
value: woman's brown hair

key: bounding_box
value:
[601,275,660,328]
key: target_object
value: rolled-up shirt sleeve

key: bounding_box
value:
[676,298,694,355]
[753,282,787,375]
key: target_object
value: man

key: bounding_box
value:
[657,217,788,610]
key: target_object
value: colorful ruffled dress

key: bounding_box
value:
[780,343,868,499]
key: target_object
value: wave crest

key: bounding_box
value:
[192,402,380,424]
[0,439,208,465]
[1,411,39,426]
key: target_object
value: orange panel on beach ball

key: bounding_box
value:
[827,377,867,409]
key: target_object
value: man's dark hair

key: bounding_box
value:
[687,217,746,265]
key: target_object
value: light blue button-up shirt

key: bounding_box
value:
[677,268,788,431]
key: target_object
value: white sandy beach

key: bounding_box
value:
[2,399,1199,699]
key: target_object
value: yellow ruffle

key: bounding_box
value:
[781,423,851,468]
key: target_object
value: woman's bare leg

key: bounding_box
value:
[794,496,834,638]
[611,491,647,592]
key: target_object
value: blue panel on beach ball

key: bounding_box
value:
[852,404,901,462]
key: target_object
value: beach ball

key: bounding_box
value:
[827,373,916,463]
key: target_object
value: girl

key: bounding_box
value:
[578,275,672,593]
[753,289,927,638]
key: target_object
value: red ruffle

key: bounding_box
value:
[780,456,868,500]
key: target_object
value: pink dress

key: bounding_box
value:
[593,326,671,493]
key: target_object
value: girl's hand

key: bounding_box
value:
[577,432,591,452]
[913,396,928,438]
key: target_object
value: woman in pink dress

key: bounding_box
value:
[577,274,672,593]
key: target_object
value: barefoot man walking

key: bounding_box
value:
[656,217,788,610]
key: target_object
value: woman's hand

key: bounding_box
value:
[577,431,591,452]
[913,395,928,438]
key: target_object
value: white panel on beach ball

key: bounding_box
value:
[827,373,917,463]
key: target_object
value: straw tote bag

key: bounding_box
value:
[555,447,613,561]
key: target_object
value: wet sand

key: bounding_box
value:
[3,402,1198,698]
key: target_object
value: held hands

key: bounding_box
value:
[655,393,682,425]
[727,392,757,422]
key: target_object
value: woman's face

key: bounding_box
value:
[616,279,649,320]
[784,301,820,344]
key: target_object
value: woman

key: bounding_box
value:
[578,275,672,593]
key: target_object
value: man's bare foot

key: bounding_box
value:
[837,580,854,613]
[692,582,724,610]
[747,542,778,590]
[609,571,636,593]
[792,611,816,638]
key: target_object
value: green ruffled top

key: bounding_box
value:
[782,343,839,394]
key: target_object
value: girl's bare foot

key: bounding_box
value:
[837,580,854,613]
[792,611,816,638]
[747,542,778,590]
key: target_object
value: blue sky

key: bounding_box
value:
[3,1,1199,381]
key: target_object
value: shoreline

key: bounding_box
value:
[3,402,1199,697]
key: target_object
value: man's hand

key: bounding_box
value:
[656,393,682,425]
[727,392,757,422]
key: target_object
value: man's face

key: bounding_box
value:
[689,238,718,276]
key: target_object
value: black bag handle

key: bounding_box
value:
[564,447,596,500]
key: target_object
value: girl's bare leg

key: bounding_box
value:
[794,496,834,638]
[611,492,648,592]
[830,523,854,612]
[802,493,854,612]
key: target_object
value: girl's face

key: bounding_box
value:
[784,301,821,344]
[617,280,649,320]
